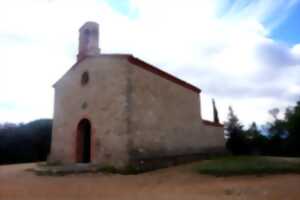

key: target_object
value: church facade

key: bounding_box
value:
[48,22,225,168]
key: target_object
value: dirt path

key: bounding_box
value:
[1,162,300,200]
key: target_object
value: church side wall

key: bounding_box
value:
[202,124,226,153]
[49,56,130,168]
[127,63,209,162]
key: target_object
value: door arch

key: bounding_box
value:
[76,119,91,163]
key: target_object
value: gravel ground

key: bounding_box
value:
[1,162,300,200]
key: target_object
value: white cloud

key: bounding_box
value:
[0,0,299,125]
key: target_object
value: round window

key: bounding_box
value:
[81,71,89,86]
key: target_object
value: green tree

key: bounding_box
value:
[0,119,52,164]
[285,101,300,156]
[246,122,268,155]
[267,108,286,156]
[225,106,249,155]
[245,122,260,139]
[212,99,220,124]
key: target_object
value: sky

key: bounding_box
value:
[0,0,300,126]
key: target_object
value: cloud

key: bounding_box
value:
[0,0,299,125]
[256,40,300,68]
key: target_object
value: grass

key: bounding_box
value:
[97,165,143,175]
[30,163,144,176]
[195,156,300,176]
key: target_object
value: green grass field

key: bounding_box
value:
[196,156,300,176]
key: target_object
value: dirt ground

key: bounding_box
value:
[1,162,300,200]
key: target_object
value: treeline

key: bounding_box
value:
[0,119,52,165]
[0,101,299,165]
[226,100,300,157]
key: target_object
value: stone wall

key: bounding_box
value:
[202,122,226,153]
[49,55,226,169]
[49,56,130,167]
[127,59,209,161]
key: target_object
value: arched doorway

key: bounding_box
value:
[76,119,91,163]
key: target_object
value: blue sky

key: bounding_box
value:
[106,0,131,16]
[106,0,300,46]
[271,2,300,45]
[0,0,300,125]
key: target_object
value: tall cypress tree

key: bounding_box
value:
[212,98,220,124]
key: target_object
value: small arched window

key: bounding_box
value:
[81,71,89,86]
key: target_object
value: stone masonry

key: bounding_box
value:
[48,22,225,169]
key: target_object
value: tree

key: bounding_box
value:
[246,122,260,139]
[245,122,268,155]
[285,101,300,156]
[0,119,52,164]
[212,99,220,124]
[266,102,300,156]
[269,108,280,120]
[225,106,249,155]
[267,108,287,156]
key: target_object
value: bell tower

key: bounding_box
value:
[77,21,100,61]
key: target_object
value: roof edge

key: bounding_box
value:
[127,56,201,93]
[53,54,133,88]
[53,54,202,94]
[202,119,224,128]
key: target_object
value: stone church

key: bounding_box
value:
[48,22,225,168]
